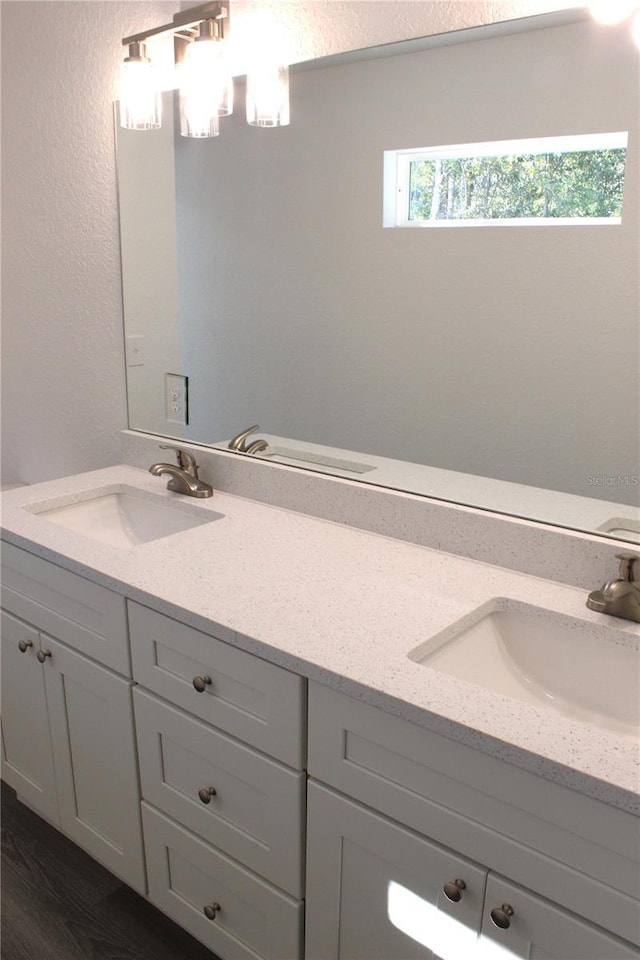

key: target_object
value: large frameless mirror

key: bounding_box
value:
[116,10,640,543]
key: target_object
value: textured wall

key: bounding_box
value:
[1,0,583,484]
[1,1,175,485]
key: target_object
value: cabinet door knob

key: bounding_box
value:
[203,902,221,921]
[36,649,52,663]
[443,879,466,902]
[490,904,514,929]
[192,675,212,693]
[18,640,34,653]
[198,786,217,804]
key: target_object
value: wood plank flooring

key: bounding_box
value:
[1,782,219,960]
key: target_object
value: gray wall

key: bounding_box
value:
[170,18,638,502]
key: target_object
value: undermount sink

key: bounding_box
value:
[27,485,223,548]
[409,601,639,737]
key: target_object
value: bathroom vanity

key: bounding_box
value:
[1,461,639,960]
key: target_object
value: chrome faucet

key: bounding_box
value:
[586,553,640,623]
[228,425,268,455]
[149,445,213,498]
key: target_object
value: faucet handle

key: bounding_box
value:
[615,554,640,582]
[159,444,199,477]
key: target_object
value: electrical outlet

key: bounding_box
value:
[165,373,188,425]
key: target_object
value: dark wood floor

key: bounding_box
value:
[1,781,219,960]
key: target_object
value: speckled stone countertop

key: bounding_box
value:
[1,465,638,814]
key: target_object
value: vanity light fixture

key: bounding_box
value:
[588,0,640,47]
[246,64,290,127]
[120,1,290,137]
[119,41,162,130]
[177,18,231,138]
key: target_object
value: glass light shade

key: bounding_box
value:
[588,0,638,24]
[179,86,221,138]
[246,65,290,127]
[178,35,233,138]
[119,55,161,130]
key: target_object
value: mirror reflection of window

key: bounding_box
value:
[384,133,628,227]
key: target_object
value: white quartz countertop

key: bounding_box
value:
[1,465,638,813]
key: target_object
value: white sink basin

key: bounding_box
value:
[409,601,639,737]
[28,486,223,548]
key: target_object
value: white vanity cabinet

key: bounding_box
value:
[128,601,306,960]
[2,534,639,960]
[0,543,145,892]
[306,682,640,960]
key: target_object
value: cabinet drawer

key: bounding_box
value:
[142,803,303,960]
[308,682,640,945]
[306,781,487,960]
[1,543,129,675]
[134,689,305,896]
[129,602,305,768]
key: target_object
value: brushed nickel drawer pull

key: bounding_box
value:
[443,879,466,902]
[18,640,33,653]
[192,675,212,693]
[490,904,514,929]
[203,902,221,921]
[198,786,217,804]
[36,649,52,663]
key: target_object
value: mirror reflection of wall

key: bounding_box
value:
[117,13,639,536]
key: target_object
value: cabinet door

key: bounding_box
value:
[40,637,145,892]
[306,781,487,960]
[479,874,640,960]
[0,611,59,824]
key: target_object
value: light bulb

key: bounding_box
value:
[246,64,289,128]
[119,42,161,130]
[632,8,640,46]
[178,21,233,138]
[588,0,638,25]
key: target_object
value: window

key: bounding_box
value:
[383,132,628,227]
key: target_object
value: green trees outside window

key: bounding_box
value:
[408,149,626,221]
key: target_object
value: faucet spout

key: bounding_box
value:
[149,446,213,498]
[585,590,607,614]
[586,554,640,623]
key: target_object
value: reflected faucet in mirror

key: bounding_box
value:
[228,425,268,455]
[586,554,640,623]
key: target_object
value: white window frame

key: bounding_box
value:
[383,132,628,228]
